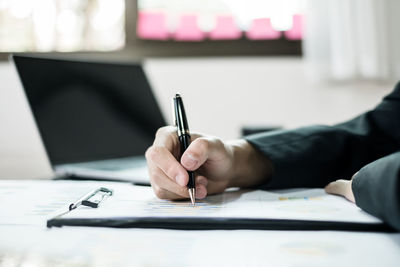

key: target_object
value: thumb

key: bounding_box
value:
[181,137,224,171]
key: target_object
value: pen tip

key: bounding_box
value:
[188,188,195,206]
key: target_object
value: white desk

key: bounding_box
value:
[1,226,399,267]
[0,180,399,267]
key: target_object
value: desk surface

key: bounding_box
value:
[0,180,399,267]
[0,226,399,267]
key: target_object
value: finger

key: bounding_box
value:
[324,179,348,194]
[151,170,208,200]
[153,127,202,157]
[325,179,355,203]
[150,166,190,199]
[151,183,188,200]
[152,183,207,200]
[195,176,208,199]
[196,184,207,199]
[325,180,346,195]
[146,146,189,186]
[181,137,223,171]
[196,175,208,187]
[153,126,177,148]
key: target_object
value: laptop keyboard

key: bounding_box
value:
[72,157,146,171]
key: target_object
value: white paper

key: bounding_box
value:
[63,185,382,224]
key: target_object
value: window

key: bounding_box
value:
[0,0,125,52]
[137,0,304,41]
[0,0,303,57]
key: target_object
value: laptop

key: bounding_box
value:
[12,54,166,184]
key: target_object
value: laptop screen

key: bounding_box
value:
[13,55,166,165]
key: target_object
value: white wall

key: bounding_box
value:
[0,62,54,179]
[0,57,395,179]
[145,57,394,139]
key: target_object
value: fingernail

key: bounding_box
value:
[183,154,198,168]
[175,174,186,186]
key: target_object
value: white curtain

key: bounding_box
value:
[303,0,400,81]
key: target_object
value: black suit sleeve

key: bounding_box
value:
[352,152,400,230]
[245,82,400,230]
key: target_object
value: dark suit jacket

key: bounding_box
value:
[245,82,400,231]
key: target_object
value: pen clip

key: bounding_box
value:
[69,187,113,210]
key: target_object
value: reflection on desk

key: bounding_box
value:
[0,226,399,267]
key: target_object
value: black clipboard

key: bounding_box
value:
[47,215,393,232]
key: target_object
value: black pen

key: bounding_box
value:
[173,94,196,206]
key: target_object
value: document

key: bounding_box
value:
[0,180,124,226]
[0,180,382,229]
[58,184,382,225]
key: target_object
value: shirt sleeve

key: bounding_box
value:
[352,152,400,231]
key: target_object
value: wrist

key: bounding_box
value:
[226,139,273,188]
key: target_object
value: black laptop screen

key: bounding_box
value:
[13,55,166,165]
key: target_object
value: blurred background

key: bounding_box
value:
[0,0,399,177]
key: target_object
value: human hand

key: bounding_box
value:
[324,172,357,203]
[145,126,272,200]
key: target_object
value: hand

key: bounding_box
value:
[145,126,272,200]
[324,172,357,203]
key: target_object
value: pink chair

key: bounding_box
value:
[284,14,303,40]
[209,16,242,40]
[136,11,169,40]
[173,14,206,41]
[246,18,281,40]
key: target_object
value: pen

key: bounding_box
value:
[173,94,196,206]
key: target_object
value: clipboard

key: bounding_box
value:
[48,187,113,222]
[47,185,393,232]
